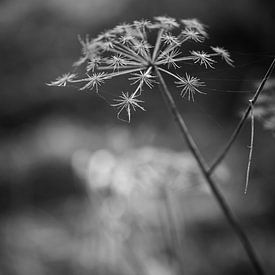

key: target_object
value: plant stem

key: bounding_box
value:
[154,66,265,275]
[208,57,275,174]
[245,101,255,194]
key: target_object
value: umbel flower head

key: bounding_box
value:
[48,16,233,122]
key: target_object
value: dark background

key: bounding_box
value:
[1,0,275,274]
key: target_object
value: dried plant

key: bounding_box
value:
[48,16,275,275]
[48,16,232,122]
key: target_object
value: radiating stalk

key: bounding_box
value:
[245,101,255,194]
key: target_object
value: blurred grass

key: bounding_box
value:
[1,0,275,274]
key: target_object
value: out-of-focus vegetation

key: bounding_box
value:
[254,79,275,134]
[1,0,275,274]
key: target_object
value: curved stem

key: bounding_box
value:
[154,65,265,275]
[208,57,275,174]
[245,100,255,194]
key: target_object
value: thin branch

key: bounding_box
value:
[109,47,147,65]
[156,37,189,61]
[97,65,143,70]
[156,55,194,66]
[69,68,145,83]
[157,67,183,81]
[152,29,164,62]
[154,66,265,275]
[154,66,210,171]
[107,68,147,78]
[208,57,275,174]
[245,100,255,194]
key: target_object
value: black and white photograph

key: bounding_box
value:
[0,0,275,274]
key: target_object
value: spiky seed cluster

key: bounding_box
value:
[48,73,76,87]
[48,16,233,122]
[175,74,206,102]
[111,91,145,122]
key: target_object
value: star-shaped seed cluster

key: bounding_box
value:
[48,16,233,122]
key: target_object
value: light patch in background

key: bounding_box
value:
[72,146,229,197]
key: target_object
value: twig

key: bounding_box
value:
[208,57,275,174]
[154,66,265,275]
[245,100,255,194]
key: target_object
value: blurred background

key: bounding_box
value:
[1,0,275,274]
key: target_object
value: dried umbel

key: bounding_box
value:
[48,16,233,122]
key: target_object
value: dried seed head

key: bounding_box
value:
[191,51,216,68]
[80,72,107,92]
[211,46,234,66]
[180,28,205,42]
[106,55,128,71]
[154,16,180,30]
[175,73,206,101]
[111,91,145,122]
[48,16,233,121]
[161,32,180,45]
[129,68,157,89]
[181,18,208,37]
[47,73,76,87]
